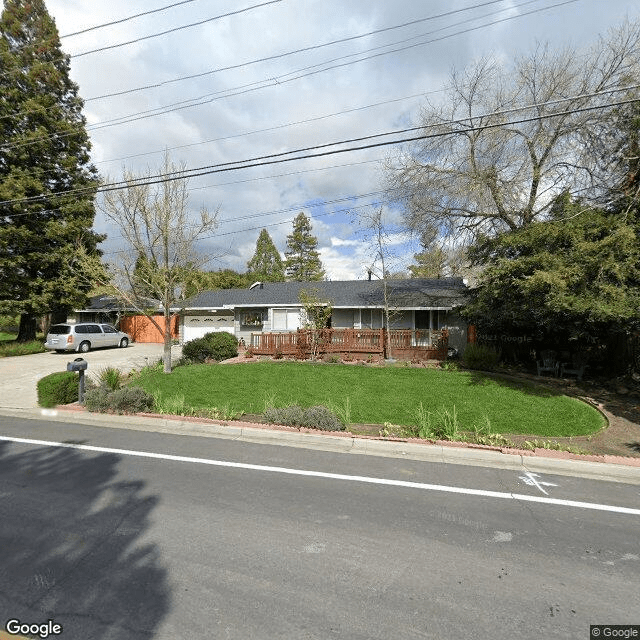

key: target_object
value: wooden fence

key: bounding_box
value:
[120,315,179,343]
[250,328,448,360]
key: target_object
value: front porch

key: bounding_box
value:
[249,328,449,360]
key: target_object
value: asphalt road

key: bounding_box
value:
[0,415,639,640]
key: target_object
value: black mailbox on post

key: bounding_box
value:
[67,358,87,372]
[67,357,88,403]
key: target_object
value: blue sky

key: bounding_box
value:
[46,0,639,279]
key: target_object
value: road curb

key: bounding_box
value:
[1,406,639,484]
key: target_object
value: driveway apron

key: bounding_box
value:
[0,343,181,409]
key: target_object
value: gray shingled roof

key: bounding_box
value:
[77,295,162,312]
[181,278,467,310]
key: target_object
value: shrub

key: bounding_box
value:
[85,386,154,414]
[300,405,344,431]
[264,404,305,427]
[263,404,344,431]
[182,331,238,363]
[84,386,112,413]
[462,343,500,371]
[181,337,212,363]
[97,366,123,391]
[204,331,238,361]
[37,371,79,407]
[108,387,154,414]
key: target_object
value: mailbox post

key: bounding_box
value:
[67,357,88,404]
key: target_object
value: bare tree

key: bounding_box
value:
[385,19,640,245]
[93,154,218,373]
[359,206,401,359]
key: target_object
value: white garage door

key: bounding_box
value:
[183,316,235,342]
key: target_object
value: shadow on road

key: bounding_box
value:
[0,441,170,638]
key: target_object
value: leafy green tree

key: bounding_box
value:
[0,0,102,341]
[407,249,447,278]
[408,230,447,278]
[247,229,284,282]
[463,194,640,362]
[183,269,252,298]
[284,212,325,281]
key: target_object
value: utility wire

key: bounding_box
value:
[95,91,439,167]
[99,196,390,257]
[83,0,511,101]
[98,188,396,248]
[0,0,510,131]
[2,93,638,209]
[90,88,640,192]
[84,0,553,131]
[60,0,205,38]
[2,158,385,221]
[0,0,579,153]
[70,0,284,58]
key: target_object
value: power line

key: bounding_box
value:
[0,0,507,137]
[89,89,640,192]
[0,0,577,154]
[95,91,438,167]
[99,188,394,249]
[99,196,391,257]
[1,158,386,221]
[84,0,554,131]
[70,0,284,58]
[60,0,205,38]
[2,92,638,209]
[83,0,510,101]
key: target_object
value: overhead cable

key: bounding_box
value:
[70,0,284,58]
[60,0,205,38]
[0,0,580,153]
[1,93,638,209]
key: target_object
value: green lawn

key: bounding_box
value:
[135,361,605,437]
[0,333,46,357]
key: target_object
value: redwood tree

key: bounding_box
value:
[0,0,101,340]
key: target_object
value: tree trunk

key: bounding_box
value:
[163,312,173,373]
[17,313,37,342]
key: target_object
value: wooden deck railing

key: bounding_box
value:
[250,328,448,360]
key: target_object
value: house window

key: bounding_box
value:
[272,308,301,331]
[360,309,382,329]
[242,312,263,327]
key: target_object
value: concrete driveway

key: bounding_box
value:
[0,343,182,409]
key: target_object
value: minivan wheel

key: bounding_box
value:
[120,338,129,348]
[79,341,91,353]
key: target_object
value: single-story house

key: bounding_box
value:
[179,278,469,355]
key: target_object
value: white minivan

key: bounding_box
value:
[45,323,130,353]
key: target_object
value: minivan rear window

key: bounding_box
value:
[49,325,71,335]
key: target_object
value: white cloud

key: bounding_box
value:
[42,0,638,280]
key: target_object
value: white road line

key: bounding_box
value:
[1,434,639,516]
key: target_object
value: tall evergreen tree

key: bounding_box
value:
[0,0,101,341]
[284,212,325,281]
[463,193,640,353]
[246,228,284,282]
